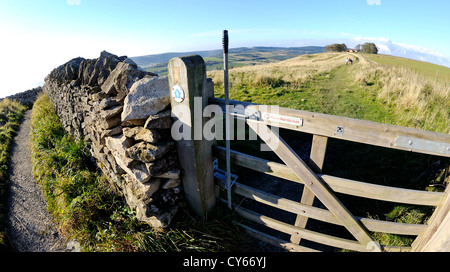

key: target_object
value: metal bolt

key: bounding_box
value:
[408,140,413,146]
[447,147,450,152]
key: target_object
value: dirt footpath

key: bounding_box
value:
[6,110,66,252]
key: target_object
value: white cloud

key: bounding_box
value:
[67,0,81,6]
[367,0,381,5]
[351,36,450,67]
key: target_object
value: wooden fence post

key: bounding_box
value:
[168,55,216,217]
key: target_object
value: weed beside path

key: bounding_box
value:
[29,94,247,252]
[0,99,27,251]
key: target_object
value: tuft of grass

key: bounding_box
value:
[0,98,26,251]
[29,94,247,252]
[369,205,429,248]
[351,54,449,133]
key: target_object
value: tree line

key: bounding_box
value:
[325,42,378,54]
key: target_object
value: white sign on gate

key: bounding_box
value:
[260,111,303,127]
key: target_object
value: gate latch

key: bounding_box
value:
[213,159,238,189]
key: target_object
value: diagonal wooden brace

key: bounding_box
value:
[291,134,328,245]
[246,119,382,252]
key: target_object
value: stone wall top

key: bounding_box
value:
[43,51,181,228]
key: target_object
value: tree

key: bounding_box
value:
[360,43,379,54]
[325,43,348,52]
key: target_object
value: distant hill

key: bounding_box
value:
[130,46,325,75]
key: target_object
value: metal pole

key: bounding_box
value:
[223,30,232,210]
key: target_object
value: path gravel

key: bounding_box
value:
[6,110,66,252]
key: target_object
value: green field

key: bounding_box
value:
[209,52,449,134]
[365,53,450,84]
[132,46,325,76]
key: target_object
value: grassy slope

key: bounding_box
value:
[0,99,27,250]
[208,53,394,123]
[209,52,449,134]
[365,53,450,84]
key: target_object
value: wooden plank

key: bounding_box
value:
[418,210,450,251]
[233,204,370,252]
[209,97,450,157]
[168,56,216,217]
[234,222,321,252]
[308,135,329,173]
[291,135,328,244]
[412,185,450,251]
[235,205,410,252]
[320,175,444,207]
[246,120,383,251]
[234,182,426,236]
[213,145,300,181]
[213,146,445,206]
[223,198,411,252]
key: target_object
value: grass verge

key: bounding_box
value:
[0,98,27,251]
[30,94,246,252]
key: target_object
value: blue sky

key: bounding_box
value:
[1,0,450,97]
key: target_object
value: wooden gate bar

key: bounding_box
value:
[210,97,450,157]
[230,202,411,252]
[412,184,450,251]
[291,135,328,244]
[246,119,383,252]
[234,221,321,252]
[233,181,426,236]
[212,145,445,206]
[233,204,371,252]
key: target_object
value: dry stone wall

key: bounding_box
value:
[1,87,43,108]
[44,51,183,228]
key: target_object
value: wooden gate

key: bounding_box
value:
[169,55,450,252]
[212,98,450,252]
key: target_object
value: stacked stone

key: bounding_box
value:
[43,51,183,228]
[1,86,43,108]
